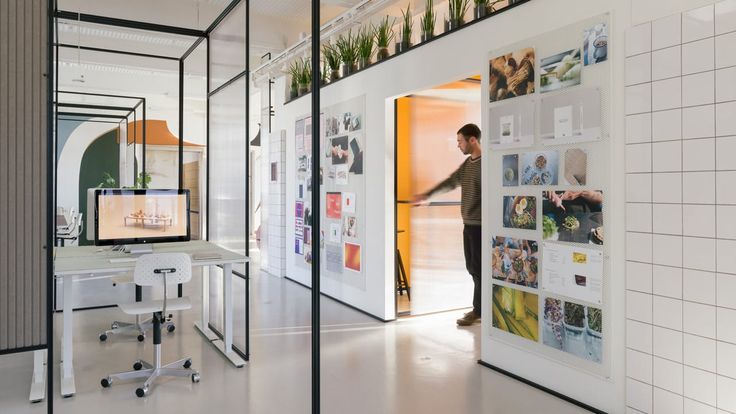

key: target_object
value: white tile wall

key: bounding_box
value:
[266,130,287,277]
[627,3,736,412]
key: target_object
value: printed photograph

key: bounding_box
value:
[583,23,608,66]
[502,154,519,187]
[344,242,362,272]
[491,237,539,288]
[520,151,559,186]
[489,47,536,102]
[542,191,603,244]
[330,136,349,165]
[349,136,364,175]
[326,192,342,219]
[563,148,587,185]
[325,116,340,137]
[343,215,357,238]
[492,285,539,342]
[503,196,537,230]
[540,49,582,93]
[542,297,602,363]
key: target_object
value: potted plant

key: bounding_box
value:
[336,30,359,76]
[395,3,413,54]
[356,26,374,70]
[288,60,300,99]
[473,0,489,19]
[420,0,435,42]
[298,58,311,96]
[374,16,395,62]
[446,0,469,31]
[322,42,341,81]
[320,61,328,86]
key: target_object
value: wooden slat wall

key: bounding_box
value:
[0,0,48,352]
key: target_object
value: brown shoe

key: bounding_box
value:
[456,311,480,326]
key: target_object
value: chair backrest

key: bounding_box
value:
[133,253,192,287]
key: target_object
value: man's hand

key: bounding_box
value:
[411,193,429,205]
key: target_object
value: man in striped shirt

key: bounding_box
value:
[414,124,482,326]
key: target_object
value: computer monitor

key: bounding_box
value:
[94,188,191,247]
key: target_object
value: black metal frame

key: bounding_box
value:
[43,2,250,412]
[310,1,320,413]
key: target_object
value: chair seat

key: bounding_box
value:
[118,297,191,315]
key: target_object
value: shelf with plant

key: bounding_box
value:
[322,42,341,81]
[336,30,359,76]
[288,60,301,99]
[356,26,375,70]
[298,57,312,96]
[446,0,469,31]
[374,15,395,62]
[396,3,413,53]
[420,0,436,42]
[473,0,504,19]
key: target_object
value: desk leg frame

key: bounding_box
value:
[29,350,46,402]
[60,276,76,397]
[194,264,245,367]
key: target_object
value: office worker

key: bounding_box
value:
[413,123,482,327]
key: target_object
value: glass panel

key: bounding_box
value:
[209,1,247,91]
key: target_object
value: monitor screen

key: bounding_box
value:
[94,189,190,246]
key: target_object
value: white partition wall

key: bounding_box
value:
[625,1,736,412]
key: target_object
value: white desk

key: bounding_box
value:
[43,240,248,398]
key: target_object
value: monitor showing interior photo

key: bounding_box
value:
[95,189,190,245]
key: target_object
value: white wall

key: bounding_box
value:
[272,0,633,330]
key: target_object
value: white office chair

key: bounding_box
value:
[100,253,200,397]
[98,272,176,343]
[56,212,83,246]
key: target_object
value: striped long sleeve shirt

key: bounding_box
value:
[426,156,482,225]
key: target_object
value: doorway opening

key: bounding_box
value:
[395,77,481,317]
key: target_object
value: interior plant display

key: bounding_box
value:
[374,16,395,62]
[356,27,374,70]
[446,0,469,31]
[320,61,329,86]
[336,30,359,76]
[96,172,117,188]
[297,57,312,96]
[134,172,151,189]
[288,60,300,99]
[420,0,435,42]
[474,0,503,19]
[396,3,413,53]
[322,42,341,81]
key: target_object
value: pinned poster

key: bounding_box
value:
[342,192,356,213]
[542,242,603,305]
[329,223,341,243]
[344,242,361,272]
[326,192,342,219]
[335,165,349,185]
[326,244,343,273]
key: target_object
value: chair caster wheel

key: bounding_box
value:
[111,322,119,329]
[183,359,192,369]
[133,361,143,371]
[137,334,145,342]
[101,377,112,388]
[99,333,107,342]
[135,387,147,398]
[191,373,200,383]
[167,324,176,333]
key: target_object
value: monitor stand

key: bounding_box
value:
[123,244,153,255]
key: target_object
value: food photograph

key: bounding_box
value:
[503,154,519,187]
[489,47,536,102]
[492,285,539,342]
[542,190,603,244]
[521,150,559,185]
[540,48,582,93]
[503,195,537,230]
[491,236,539,288]
[542,297,602,363]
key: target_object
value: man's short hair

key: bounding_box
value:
[457,123,481,141]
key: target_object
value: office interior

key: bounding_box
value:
[3,0,736,413]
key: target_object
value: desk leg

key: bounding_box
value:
[193,265,217,341]
[29,350,46,403]
[60,276,76,397]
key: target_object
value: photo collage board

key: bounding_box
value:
[293,96,367,290]
[487,15,610,372]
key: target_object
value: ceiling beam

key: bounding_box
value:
[55,10,206,38]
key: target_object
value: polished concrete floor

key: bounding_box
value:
[0,260,590,414]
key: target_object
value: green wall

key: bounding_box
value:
[77,130,119,245]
